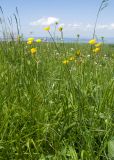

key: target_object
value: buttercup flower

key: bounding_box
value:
[69,56,75,61]
[89,39,96,45]
[28,37,34,42]
[76,50,81,56]
[58,27,63,32]
[95,43,102,48]
[27,41,33,45]
[36,39,42,43]
[62,60,69,64]
[31,48,37,54]
[93,47,101,53]
[44,26,50,31]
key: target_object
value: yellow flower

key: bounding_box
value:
[28,37,34,41]
[76,50,81,56]
[27,40,33,45]
[69,56,75,61]
[93,47,101,53]
[89,39,96,45]
[36,39,42,43]
[44,26,50,31]
[62,60,69,64]
[95,43,102,48]
[31,48,37,54]
[58,27,63,32]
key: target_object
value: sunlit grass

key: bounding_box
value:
[0,0,114,159]
[0,38,114,159]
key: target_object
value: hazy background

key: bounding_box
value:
[0,0,114,40]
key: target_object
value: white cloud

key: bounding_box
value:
[67,24,72,27]
[72,24,80,28]
[84,23,114,30]
[58,23,65,27]
[30,17,59,26]
[29,18,114,37]
[97,24,108,29]
[67,23,80,28]
[110,23,114,29]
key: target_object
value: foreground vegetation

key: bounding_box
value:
[0,39,114,159]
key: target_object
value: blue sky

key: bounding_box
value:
[0,0,114,38]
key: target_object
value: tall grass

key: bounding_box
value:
[0,2,114,160]
[93,0,109,38]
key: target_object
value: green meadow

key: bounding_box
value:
[1,0,114,159]
[0,39,114,159]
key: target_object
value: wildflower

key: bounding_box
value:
[36,39,42,43]
[31,48,37,54]
[95,43,102,48]
[69,56,75,61]
[62,60,69,64]
[28,37,34,41]
[89,39,96,45]
[76,50,81,56]
[93,47,101,53]
[44,26,50,31]
[58,27,63,32]
[27,40,33,45]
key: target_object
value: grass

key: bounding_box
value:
[0,39,114,159]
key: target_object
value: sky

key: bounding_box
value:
[0,0,114,38]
